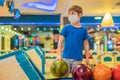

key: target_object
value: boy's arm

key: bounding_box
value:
[57,35,65,60]
[84,40,89,64]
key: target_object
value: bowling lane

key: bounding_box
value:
[0,56,29,80]
[0,50,42,80]
[25,49,43,73]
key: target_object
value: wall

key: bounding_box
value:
[36,31,53,51]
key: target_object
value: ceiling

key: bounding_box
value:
[0,0,120,17]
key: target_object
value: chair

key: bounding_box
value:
[101,54,114,68]
[114,54,120,65]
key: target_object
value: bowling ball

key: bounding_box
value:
[13,47,18,51]
[50,60,68,77]
[88,53,93,59]
[55,49,58,53]
[50,49,56,53]
[112,65,120,80]
[93,64,112,80]
[83,53,93,59]
[72,64,92,80]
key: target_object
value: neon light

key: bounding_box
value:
[50,28,53,31]
[0,22,119,27]
[43,28,47,31]
[36,28,40,31]
[90,28,94,30]
[0,22,61,25]
[22,0,58,12]
[94,17,102,20]
[57,28,59,30]
[1,27,4,29]
[103,28,106,31]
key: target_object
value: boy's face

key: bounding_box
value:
[68,10,82,24]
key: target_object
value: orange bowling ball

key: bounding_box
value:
[50,49,56,53]
[93,64,112,80]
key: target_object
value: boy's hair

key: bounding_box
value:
[68,5,83,14]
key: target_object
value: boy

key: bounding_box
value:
[56,5,89,77]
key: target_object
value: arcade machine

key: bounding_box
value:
[88,37,95,50]
[103,35,108,52]
[107,39,114,51]
[107,33,114,51]
[19,36,24,50]
[34,36,40,46]
[23,37,33,50]
[23,34,41,50]
[53,30,59,50]
[11,35,19,51]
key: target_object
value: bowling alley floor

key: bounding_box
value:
[44,73,95,80]
[44,72,72,80]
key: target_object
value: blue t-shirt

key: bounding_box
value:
[60,24,89,60]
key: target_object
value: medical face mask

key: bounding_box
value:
[68,14,80,24]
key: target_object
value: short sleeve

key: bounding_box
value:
[84,28,89,40]
[60,26,68,37]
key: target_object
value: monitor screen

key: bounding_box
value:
[14,9,21,19]
[22,0,58,12]
[9,1,15,14]
[0,0,5,6]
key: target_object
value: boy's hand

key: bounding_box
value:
[56,55,62,60]
[85,59,89,65]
